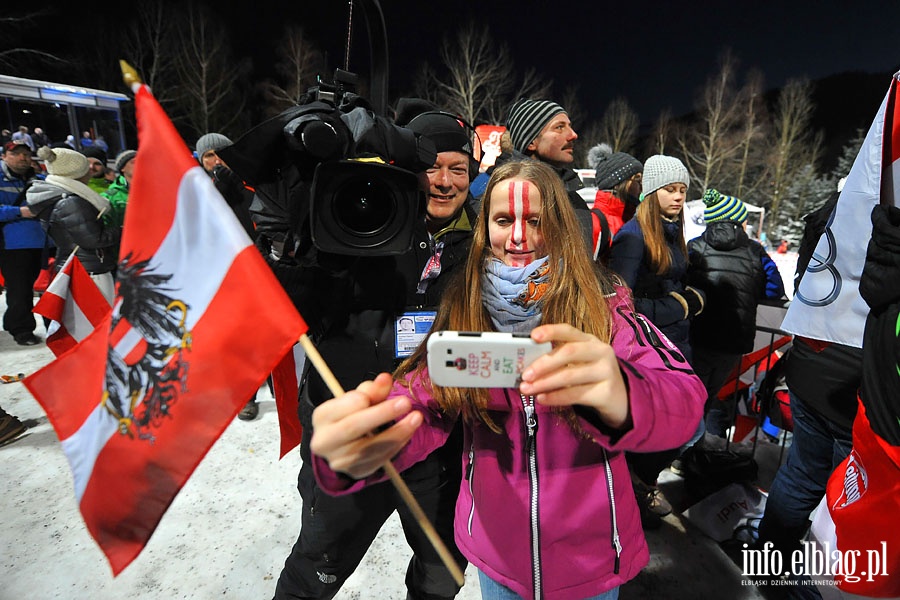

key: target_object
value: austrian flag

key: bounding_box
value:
[24,83,307,575]
[32,253,111,357]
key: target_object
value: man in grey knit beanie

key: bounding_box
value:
[503,98,611,258]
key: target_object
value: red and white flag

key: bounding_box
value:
[782,72,900,347]
[23,84,307,575]
[32,253,111,357]
[270,343,307,458]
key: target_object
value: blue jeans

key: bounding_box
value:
[477,570,619,600]
[758,391,853,555]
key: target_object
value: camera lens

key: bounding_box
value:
[332,178,396,236]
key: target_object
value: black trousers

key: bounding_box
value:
[274,426,466,600]
[0,248,42,337]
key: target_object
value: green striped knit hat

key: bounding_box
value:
[703,188,748,223]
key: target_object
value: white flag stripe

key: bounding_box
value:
[149,168,252,331]
[45,268,73,298]
[780,86,889,347]
[46,320,61,337]
[62,166,254,494]
[111,324,146,363]
[64,292,98,342]
[64,407,120,500]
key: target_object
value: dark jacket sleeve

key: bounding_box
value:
[609,227,645,289]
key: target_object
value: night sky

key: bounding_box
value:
[218,0,900,126]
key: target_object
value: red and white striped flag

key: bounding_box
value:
[270,343,307,458]
[32,253,111,357]
[23,84,307,575]
[782,72,900,346]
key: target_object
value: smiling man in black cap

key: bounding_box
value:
[272,102,475,600]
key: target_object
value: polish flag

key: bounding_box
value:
[32,253,111,357]
[23,84,307,575]
[782,72,900,347]
[270,343,307,458]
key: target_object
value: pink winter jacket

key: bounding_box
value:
[314,287,705,599]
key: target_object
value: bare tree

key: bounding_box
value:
[599,97,639,154]
[647,108,674,155]
[120,1,182,109]
[732,70,769,200]
[0,10,68,76]
[433,23,511,123]
[259,26,325,116]
[677,51,745,194]
[765,78,820,235]
[414,22,552,125]
[492,68,553,124]
[411,63,443,107]
[169,2,251,139]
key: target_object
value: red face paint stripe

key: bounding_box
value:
[509,181,530,250]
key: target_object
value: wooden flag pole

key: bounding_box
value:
[297,333,466,587]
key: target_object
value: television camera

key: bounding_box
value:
[218,0,437,256]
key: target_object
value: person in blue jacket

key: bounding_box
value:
[0,140,48,346]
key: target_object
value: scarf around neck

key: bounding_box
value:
[481,256,550,332]
[45,175,111,216]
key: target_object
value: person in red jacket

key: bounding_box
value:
[589,143,643,243]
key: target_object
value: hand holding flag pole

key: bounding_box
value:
[296,309,466,588]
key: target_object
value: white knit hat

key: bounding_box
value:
[640,155,690,199]
[37,146,89,179]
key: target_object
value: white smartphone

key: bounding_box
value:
[426,331,552,388]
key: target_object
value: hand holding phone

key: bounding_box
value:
[426,331,551,388]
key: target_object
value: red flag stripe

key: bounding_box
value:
[119,88,197,258]
[888,76,900,167]
[885,74,900,208]
[271,343,306,458]
[26,314,111,442]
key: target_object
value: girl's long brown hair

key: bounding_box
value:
[635,190,688,275]
[395,160,615,430]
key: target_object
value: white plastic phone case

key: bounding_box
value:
[426,331,552,388]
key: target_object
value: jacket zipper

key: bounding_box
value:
[602,449,622,574]
[466,441,475,535]
[521,393,542,600]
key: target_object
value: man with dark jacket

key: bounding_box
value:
[269,105,474,600]
[687,189,784,435]
[197,132,259,420]
[0,140,46,345]
[505,98,609,257]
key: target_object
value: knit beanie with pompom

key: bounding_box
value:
[37,146,90,179]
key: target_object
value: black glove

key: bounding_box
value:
[212,165,245,205]
[683,286,705,317]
